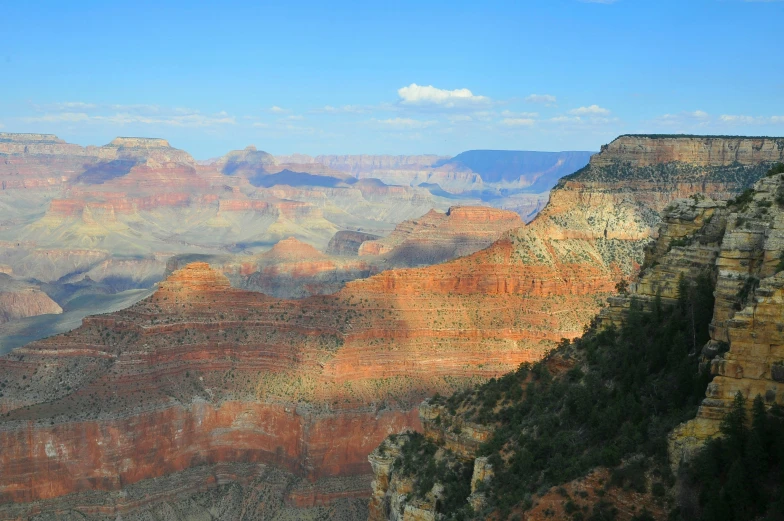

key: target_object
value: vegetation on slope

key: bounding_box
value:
[392,273,715,519]
[678,393,784,521]
[562,162,774,187]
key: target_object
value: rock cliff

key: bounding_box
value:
[326,231,382,256]
[358,206,523,265]
[364,142,784,520]
[0,275,62,323]
[668,170,784,466]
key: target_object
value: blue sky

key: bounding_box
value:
[0,0,782,158]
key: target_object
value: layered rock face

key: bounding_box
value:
[586,165,784,468]
[0,275,62,323]
[1,254,577,518]
[165,207,523,300]
[326,231,382,256]
[358,206,523,265]
[593,135,784,168]
[167,238,378,299]
[554,135,784,242]
[668,172,784,465]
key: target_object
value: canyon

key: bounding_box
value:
[0,134,782,519]
[0,132,584,350]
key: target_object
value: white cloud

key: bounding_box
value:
[569,105,611,116]
[375,117,437,129]
[397,83,489,107]
[501,118,536,127]
[525,94,557,105]
[286,115,305,121]
[269,106,287,113]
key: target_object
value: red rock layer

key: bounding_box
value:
[358,205,522,260]
[0,243,613,510]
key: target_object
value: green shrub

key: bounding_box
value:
[765,163,784,177]
[678,394,784,520]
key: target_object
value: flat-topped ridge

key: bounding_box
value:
[618,133,784,140]
[589,134,784,168]
[445,205,521,223]
[107,137,172,148]
[0,132,65,144]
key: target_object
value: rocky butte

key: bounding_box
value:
[0,135,782,519]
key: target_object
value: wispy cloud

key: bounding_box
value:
[650,110,784,132]
[525,94,557,105]
[720,114,784,124]
[24,112,91,123]
[569,105,611,116]
[374,117,437,129]
[501,118,536,127]
[268,106,287,113]
[315,104,372,114]
[447,114,473,123]
[23,108,236,127]
[502,110,539,118]
[51,101,98,110]
[654,110,711,125]
[397,83,490,108]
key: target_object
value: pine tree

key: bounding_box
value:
[724,459,751,520]
[721,392,748,459]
